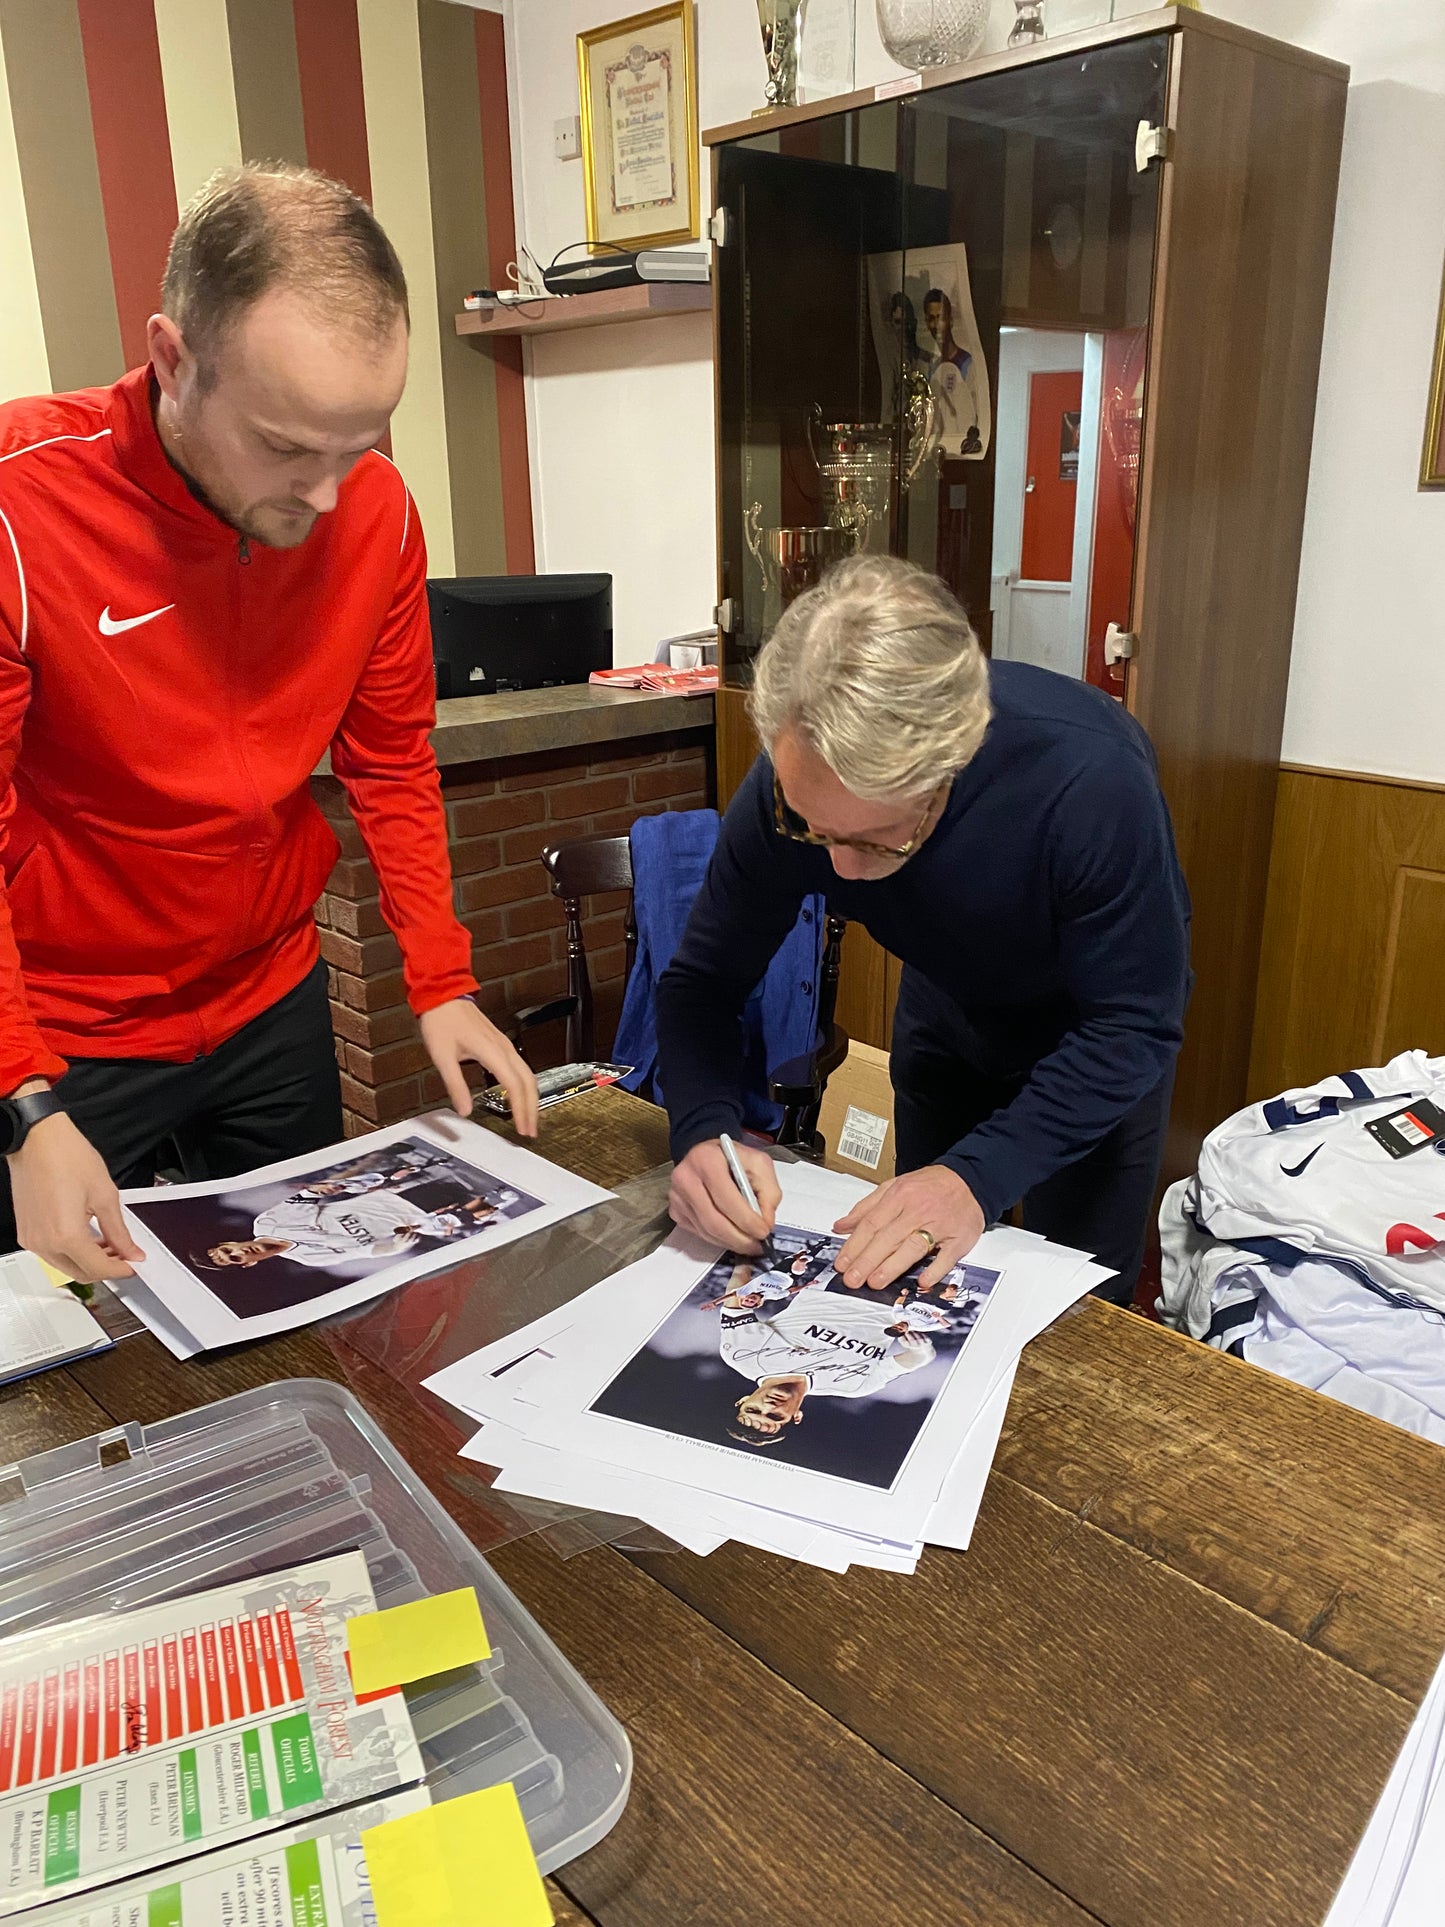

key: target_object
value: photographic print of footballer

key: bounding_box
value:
[127,1135,541,1315]
[590,1222,1001,1488]
[115,1114,614,1355]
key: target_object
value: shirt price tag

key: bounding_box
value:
[1365,1098,1445,1159]
[836,1105,889,1171]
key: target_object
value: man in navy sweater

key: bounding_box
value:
[656,555,1190,1304]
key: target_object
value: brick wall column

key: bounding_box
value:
[313,730,713,1134]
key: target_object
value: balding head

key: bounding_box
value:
[162,162,408,379]
[147,162,410,550]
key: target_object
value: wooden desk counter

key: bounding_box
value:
[315,682,716,777]
[3,1087,1438,1926]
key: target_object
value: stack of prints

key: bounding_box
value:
[426,1162,1111,1575]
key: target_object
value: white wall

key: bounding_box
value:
[1272,75,1445,779]
[504,1,1445,780]
[501,0,939,660]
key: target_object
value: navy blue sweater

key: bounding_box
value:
[654,661,1191,1221]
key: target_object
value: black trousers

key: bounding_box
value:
[890,970,1173,1306]
[0,961,343,1253]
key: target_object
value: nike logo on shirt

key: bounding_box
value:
[98,603,174,636]
[1280,1144,1324,1178]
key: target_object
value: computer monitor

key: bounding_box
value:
[427,573,613,698]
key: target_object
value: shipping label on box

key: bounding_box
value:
[836,1105,889,1171]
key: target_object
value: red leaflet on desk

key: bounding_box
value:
[589,665,719,695]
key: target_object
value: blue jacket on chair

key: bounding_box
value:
[614,809,825,1133]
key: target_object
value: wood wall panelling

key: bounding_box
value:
[834,919,890,1052]
[1378,868,1445,1060]
[1249,767,1445,1100]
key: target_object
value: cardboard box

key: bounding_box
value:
[818,1041,896,1182]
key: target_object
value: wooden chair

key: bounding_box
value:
[509,829,850,1157]
[510,834,636,1068]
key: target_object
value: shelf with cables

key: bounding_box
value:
[455,282,711,338]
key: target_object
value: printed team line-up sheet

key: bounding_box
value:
[0,1552,422,1916]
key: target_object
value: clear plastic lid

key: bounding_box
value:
[0,1378,631,1875]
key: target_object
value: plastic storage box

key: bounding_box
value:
[0,1379,631,1874]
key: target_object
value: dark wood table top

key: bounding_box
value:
[3,1085,1439,1926]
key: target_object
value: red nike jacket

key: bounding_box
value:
[0,366,477,1095]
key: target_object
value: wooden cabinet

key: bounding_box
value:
[705,7,1346,1174]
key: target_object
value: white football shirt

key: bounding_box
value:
[747,1267,798,1303]
[893,1300,951,1334]
[290,1171,391,1200]
[718,1284,933,1398]
[1188,1050,1445,1309]
[255,1191,435,1267]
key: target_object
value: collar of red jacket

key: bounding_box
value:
[105,365,240,545]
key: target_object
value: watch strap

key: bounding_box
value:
[3,1089,66,1153]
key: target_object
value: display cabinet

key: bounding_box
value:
[704,6,1347,1176]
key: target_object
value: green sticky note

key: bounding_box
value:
[362,1785,551,1927]
[346,1588,490,1697]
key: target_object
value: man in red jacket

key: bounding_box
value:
[0,163,537,1285]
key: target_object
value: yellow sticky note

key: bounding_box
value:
[346,1588,490,1697]
[34,1259,72,1290]
[363,1783,553,1927]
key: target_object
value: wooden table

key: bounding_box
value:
[4,1086,1442,1926]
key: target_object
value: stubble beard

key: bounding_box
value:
[239,502,320,550]
[160,402,317,551]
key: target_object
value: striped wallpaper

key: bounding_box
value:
[0,0,531,577]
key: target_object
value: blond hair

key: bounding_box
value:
[748,555,992,800]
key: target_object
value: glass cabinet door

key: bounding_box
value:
[898,34,1168,689]
[715,33,1168,694]
[714,102,909,681]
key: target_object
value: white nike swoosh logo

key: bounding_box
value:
[98,603,174,636]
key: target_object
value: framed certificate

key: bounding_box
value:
[578,2,699,253]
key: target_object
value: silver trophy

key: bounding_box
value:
[745,507,863,605]
[757,0,807,108]
[807,375,940,549]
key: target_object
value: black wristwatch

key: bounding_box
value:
[0,1089,67,1156]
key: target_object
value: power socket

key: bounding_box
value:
[554,114,580,161]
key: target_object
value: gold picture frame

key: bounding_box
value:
[577,2,699,255]
[1421,251,1445,488]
